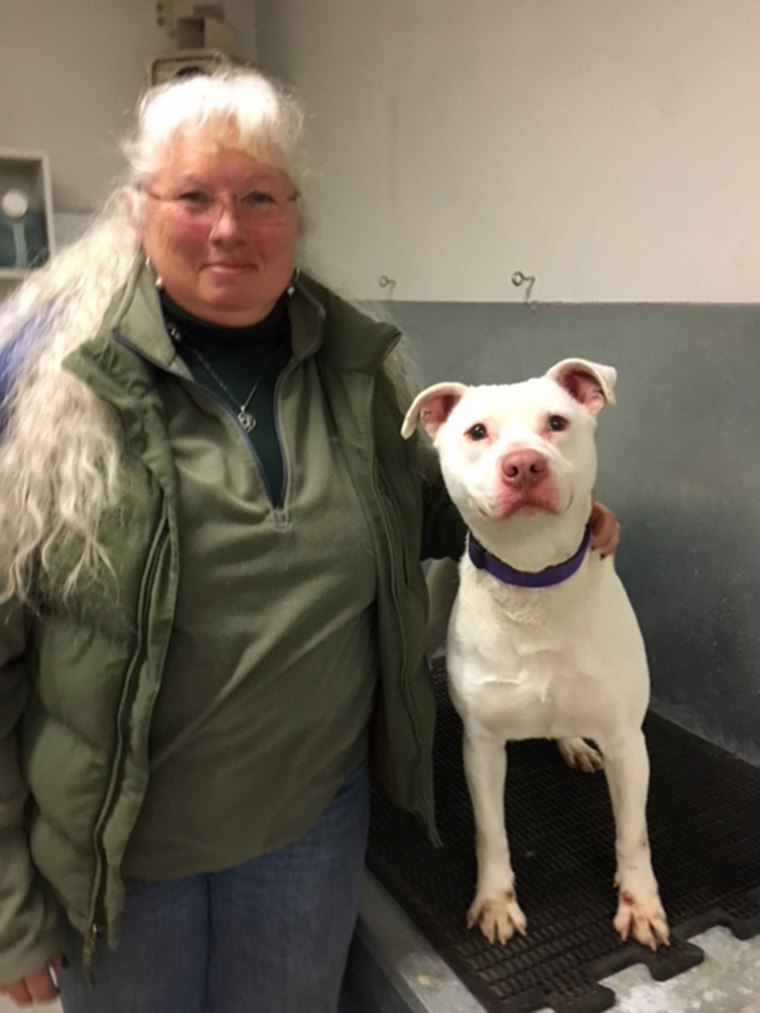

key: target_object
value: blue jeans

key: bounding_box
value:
[58,765,370,1013]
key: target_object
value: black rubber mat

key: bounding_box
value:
[366,658,760,1013]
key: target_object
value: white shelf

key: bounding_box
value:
[0,146,55,280]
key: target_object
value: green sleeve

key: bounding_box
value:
[0,600,65,986]
[373,350,465,563]
[415,436,466,562]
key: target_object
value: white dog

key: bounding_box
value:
[402,358,669,951]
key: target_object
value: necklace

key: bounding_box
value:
[166,321,261,433]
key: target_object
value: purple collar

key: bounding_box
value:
[467,524,591,589]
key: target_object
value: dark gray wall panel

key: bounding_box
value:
[382,301,760,765]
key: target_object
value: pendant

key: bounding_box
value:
[238,410,256,433]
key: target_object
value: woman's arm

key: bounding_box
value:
[416,440,466,563]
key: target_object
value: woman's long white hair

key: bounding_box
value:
[0,67,304,603]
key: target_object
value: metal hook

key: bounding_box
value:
[511,270,536,305]
[378,274,397,299]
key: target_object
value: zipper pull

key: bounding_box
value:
[83,921,105,984]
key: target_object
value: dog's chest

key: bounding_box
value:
[452,642,601,740]
[448,566,620,739]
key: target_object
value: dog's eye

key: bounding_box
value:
[548,415,568,432]
[467,423,488,441]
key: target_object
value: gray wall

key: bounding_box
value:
[383,301,760,766]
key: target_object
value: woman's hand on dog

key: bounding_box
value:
[589,498,620,558]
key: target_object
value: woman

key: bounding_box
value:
[0,69,618,1012]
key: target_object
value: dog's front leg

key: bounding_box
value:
[463,731,527,944]
[601,729,669,949]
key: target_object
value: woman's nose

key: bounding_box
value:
[209,199,246,241]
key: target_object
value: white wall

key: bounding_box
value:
[3,2,758,303]
[0,0,258,212]
[1,1,164,211]
[255,0,760,303]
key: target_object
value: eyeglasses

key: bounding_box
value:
[143,186,299,224]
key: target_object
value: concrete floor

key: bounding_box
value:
[2,904,758,1012]
[603,925,760,1012]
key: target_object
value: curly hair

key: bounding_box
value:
[0,67,305,603]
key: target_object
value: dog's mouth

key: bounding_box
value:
[475,496,561,521]
[486,486,564,519]
[461,464,571,523]
[512,502,554,516]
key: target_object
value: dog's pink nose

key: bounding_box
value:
[500,450,548,489]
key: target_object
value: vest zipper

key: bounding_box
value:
[83,513,169,980]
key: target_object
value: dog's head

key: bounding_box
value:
[402,358,617,537]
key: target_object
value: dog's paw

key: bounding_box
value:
[467,891,527,945]
[557,737,604,773]
[613,887,670,950]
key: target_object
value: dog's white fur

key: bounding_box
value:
[403,358,669,950]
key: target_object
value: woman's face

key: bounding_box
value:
[139,133,299,326]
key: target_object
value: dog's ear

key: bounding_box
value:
[401,382,469,440]
[546,358,617,415]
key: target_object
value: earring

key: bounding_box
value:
[146,255,164,290]
[286,268,300,297]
